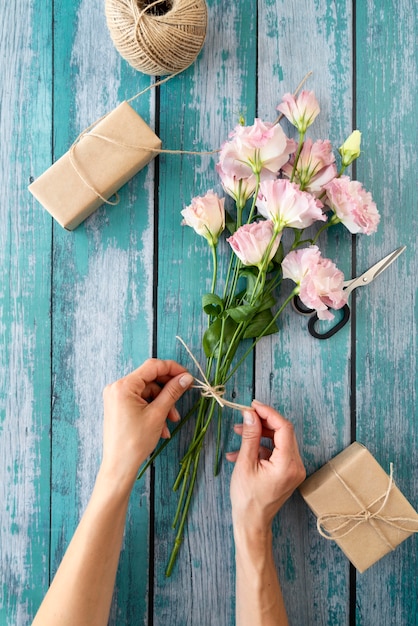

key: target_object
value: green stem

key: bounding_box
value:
[311,219,337,245]
[214,404,222,476]
[172,454,193,526]
[210,243,218,295]
[290,133,305,183]
[165,445,203,577]
[136,399,200,481]
[246,172,261,223]
[177,398,217,465]
[224,289,298,384]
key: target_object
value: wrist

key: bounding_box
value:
[94,465,136,505]
[233,521,273,550]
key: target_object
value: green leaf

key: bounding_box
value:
[243,309,279,339]
[202,293,224,317]
[226,304,256,323]
[202,317,238,358]
[239,268,258,297]
[257,293,276,312]
[271,241,284,266]
[225,210,237,235]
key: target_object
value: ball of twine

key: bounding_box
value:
[105,0,208,76]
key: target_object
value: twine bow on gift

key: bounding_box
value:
[176,335,251,411]
[317,462,418,549]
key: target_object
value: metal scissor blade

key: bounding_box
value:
[344,245,406,293]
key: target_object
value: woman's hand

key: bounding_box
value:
[100,358,194,491]
[226,399,306,530]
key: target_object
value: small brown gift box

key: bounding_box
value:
[299,442,418,572]
[28,101,162,230]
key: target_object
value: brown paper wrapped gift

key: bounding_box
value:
[28,101,162,230]
[299,442,418,572]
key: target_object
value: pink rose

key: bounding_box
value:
[219,118,296,179]
[181,190,225,245]
[323,176,380,235]
[256,179,326,231]
[282,139,337,195]
[282,246,347,320]
[227,220,281,268]
[277,90,320,133]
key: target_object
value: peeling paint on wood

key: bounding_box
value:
[1,0,417,624]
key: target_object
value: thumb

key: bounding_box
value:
[236,409,262,467]
[151,372,194,414]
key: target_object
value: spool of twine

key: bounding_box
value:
[105,0,208,76]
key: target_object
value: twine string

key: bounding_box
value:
[105,0,207,75]
[176,335,251,411]
[317,462,418,548]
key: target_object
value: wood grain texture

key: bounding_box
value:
[355,1,418,624]
[1,1,417,625]
[256,1,354,624]
[49,1,157,623]
[154,2,257,623]
[0,2,53,624]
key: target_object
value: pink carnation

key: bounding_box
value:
[256,179,326,231]
[282,139,337,196]
[219,118,296,179]
[227,220,281,268]
[282,246,347,320]
[277,90,320,133]
[323,175,380,235]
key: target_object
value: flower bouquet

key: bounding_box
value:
[138,86,380,575]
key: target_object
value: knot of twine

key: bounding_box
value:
[317,462,418,551]
[176,336,251,411]
[105,0,208,76]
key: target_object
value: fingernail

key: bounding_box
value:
[179,373,194,389]
[243,410,255,425]
[251,398,262,406]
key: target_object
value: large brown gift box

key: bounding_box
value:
[299,442,418,572]
[28,101,162,230]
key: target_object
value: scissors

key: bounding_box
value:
[292,245,406,339]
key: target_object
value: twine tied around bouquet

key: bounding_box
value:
[176,336,251,411]
[105,0,208,76]
[317,462,418,550]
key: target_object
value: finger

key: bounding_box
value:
[127,359,189,387]
[161,424,171,439]
[167,406,181,422]
[235,410,262,468]
[259,445,272,461]
[142,381,163,400]
[150,371,194,415]
[233,422,275,440]
[227,442,272,463]
[270,422,300,464]
[251,399,290,431]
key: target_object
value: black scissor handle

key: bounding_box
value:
[292,295,315,316]
[308,304,351,339]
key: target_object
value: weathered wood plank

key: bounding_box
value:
[0,1,53,624]
[355,1,418,624]
[153,1,257,623]
[49,1,157,623]
[256,1,354,623]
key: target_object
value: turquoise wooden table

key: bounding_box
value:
[1,1,417,624]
